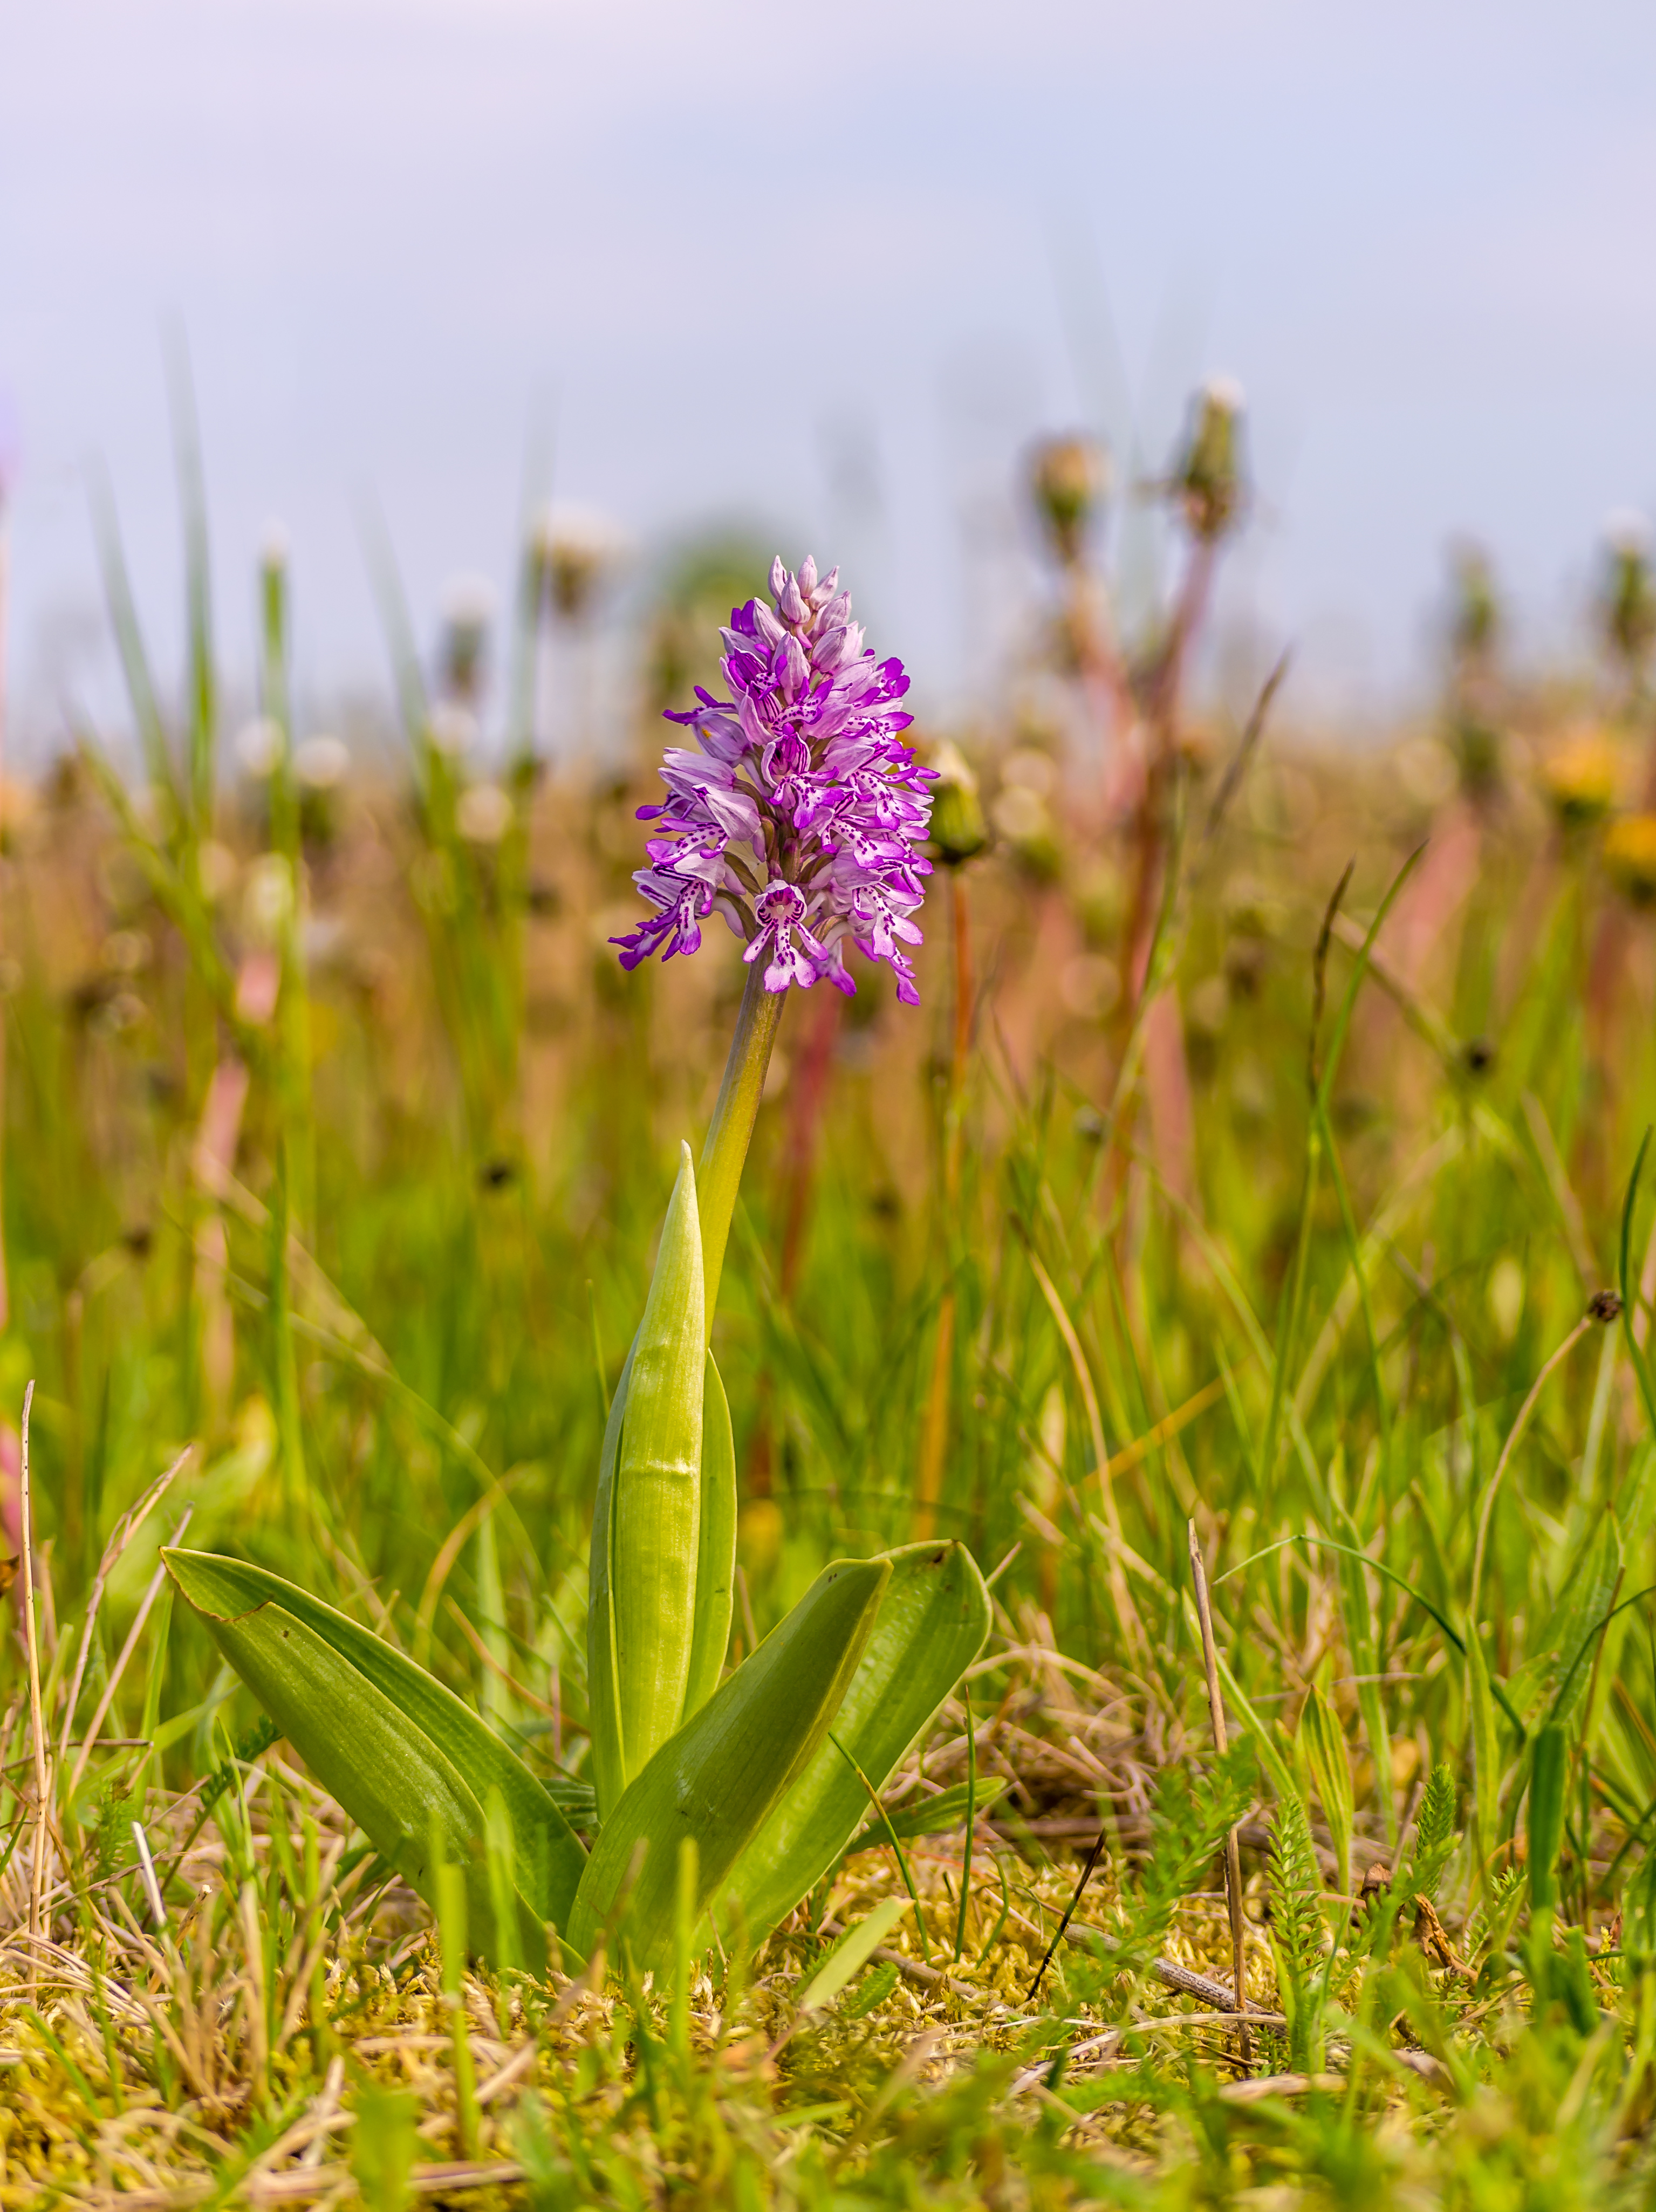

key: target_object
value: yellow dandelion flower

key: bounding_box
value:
[1603,813,1656,907]
[1542,731,1620,827]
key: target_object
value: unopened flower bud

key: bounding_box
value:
[1174,376,1247,543]
[922,741,988,867]
[1029,435,1108,567]
[1601,512,1656,671]
[535,504,625,622]
[1448,541,1500,664]
[439,573,495,698]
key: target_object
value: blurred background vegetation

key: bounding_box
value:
[1,367,1656,2200]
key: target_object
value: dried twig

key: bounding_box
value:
[66,1508,194,1800]
[57,1448,191,1770]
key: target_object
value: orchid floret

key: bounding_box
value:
[612,559,933,1001]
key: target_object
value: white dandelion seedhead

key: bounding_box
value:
[441,572,497,631]
[1604,509,1652,557]
[428,704,478,758]
[456,782,514,845]
[293,734,350,791]
[236,717,284,780]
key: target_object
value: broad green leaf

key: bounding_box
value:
[845,1775,1010,1855]
[683,1351,736,1722]
[569,1555,890,1968]
[1298,1682,1353,1898]
[587,1345,733,1817]
[722,1540,991,1946]
[168,1576,529,1965]
[588,1143,707,1814]
[163,1549,586,1955]
[795,1898,911,2016]
[611,1142,707,1791]
[586,1344,634,1821]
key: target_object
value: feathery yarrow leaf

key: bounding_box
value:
[1268,1786,1328,2069]
[1408,1759,1459,1905]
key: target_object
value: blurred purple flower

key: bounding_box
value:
[613,557,933,1003]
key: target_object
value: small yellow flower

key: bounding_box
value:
[1542,730,1620,827]
[1603,813,1656,907]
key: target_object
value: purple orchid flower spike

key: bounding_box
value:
[612,558,934,1004]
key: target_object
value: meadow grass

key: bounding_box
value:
[0,464,1655,2205]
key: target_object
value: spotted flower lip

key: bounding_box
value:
[611,556,934,1003]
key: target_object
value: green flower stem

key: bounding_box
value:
[696,963,785,1334]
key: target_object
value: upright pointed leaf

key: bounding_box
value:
[164,1550,586,1947]
[589,1143,707,1812]
[683,1351,736,1721]
[587,1337,732,1812]
[586,1344,634,1820]
[723,1540,991,1945]
[569,1556,891,1969]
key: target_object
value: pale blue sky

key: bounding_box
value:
[4,0,1655,744]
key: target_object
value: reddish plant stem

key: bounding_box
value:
[915,872,975,1539]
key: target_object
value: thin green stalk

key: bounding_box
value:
[269,1145,308,1540]
[1621,1129,1656,1435]
[697,962,786,1331]
[830,1731,931,1964]
[954,1680,976,1962]
[433,1837,480,2160]
[165,326,216,840]
[259,544,314,1236]
[1261,847,1425,1483]
[302,1815,332,2064]
[86,461,178,813]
